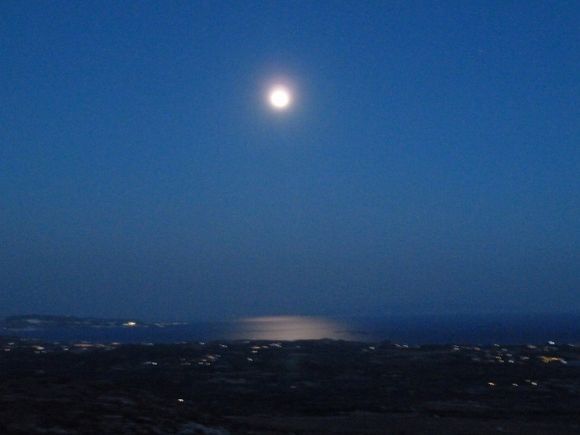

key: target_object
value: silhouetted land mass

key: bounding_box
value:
[1,333,580,434]
[2,314,177,330]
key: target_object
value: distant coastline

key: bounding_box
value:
[3,313,580,345]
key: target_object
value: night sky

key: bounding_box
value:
[1,1,579,321]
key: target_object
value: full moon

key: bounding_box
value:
[269,87,291,109]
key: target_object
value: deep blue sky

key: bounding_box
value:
[1,1,578,321]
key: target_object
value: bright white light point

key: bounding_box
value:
[269,87,291,109]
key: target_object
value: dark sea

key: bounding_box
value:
[4,313,580,345]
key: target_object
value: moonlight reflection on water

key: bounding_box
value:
[228,316,357,341]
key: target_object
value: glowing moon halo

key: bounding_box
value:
[269,87,291,109]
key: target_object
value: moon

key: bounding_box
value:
[269,86,291,109]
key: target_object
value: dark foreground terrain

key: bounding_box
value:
[1,337,580,434]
